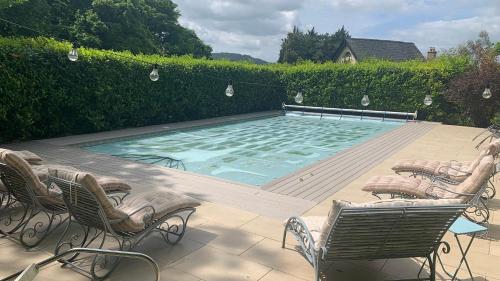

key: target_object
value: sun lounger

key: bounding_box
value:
[0,151,130,247]
[363,156,495,223]
[283,199,466,281]
[47,168,200,279]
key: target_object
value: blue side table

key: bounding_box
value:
[439,217,487,281]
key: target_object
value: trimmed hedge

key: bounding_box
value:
[0,37,470,143]
[277,58,470,123]
[0,37,284,142]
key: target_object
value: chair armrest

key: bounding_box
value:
[284,217,317,263]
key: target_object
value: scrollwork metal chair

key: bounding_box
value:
[391,139,499,198]
[48,170,200,280]
[363,156,496,224]
[283,199,466,281]
[0,152,130,248]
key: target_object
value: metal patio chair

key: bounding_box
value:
[283,199,466,281]
[391,139,499,198]
[47,170,200,280]
[0,152,130,248]
[363,155,496,224]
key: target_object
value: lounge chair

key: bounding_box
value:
[283,199,466,281]
[0,151,130,247]
[47,168,200,280]
[473,124,500,150]
[392,139,499,184]
[363,155,496,223]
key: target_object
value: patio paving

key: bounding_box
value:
[1,115,499,280]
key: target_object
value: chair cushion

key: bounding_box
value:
[3,152,63,206]
[48,167,131,193]
[0,148,43,165]
[362,175,428,198]
[435,161,473,182]
[114,191,201,232]
[312,198,462,250]
[300,216,326,249]
[392,160,441,175]
[454,156,495,201]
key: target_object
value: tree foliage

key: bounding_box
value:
[0,0,212,57]
[278,26,349,64]
[443,31,499,127]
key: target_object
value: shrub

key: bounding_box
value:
[0,37,284,142]
[0,36,471,143]
[277,57,470,123]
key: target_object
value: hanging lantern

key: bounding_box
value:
[424,95,433,106]
[361,95,370,107]
[225,80,234,97]
[294,91,304,104]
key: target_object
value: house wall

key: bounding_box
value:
[335,47,357,64]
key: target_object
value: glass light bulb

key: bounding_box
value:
[225,84,234,97]
[361,95,370,107]
[149,66,159,81]
[294,92,303,104]
[424,95,433,106]
[482,87,492,99]
[68,48,78,62]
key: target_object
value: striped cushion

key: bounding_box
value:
[392,160,441,175]
[0,149,43,165]
[454,156,495,201]
[362,175,428,198]
[436,161,473,182]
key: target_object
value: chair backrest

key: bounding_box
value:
[47,169,127,231]
[0,163,37,205]
[322,204,465,261]
[455,155,495,199]
[468,141,499,172]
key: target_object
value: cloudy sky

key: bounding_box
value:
[175,0,500,62]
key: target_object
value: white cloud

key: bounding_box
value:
[392,16,500,52]
[173,0,500,62]
[175,0,304,61]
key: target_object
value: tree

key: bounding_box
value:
[443,31,500,127]
[0,0,212,57]
[278,26,349,64]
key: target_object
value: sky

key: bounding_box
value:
[174,0,500,62]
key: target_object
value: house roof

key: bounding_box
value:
[334,38,425,62]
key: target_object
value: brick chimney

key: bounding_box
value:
[427,47,437,60]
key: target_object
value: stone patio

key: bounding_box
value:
[1,117,499,280]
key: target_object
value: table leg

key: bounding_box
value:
[451,233,476,281]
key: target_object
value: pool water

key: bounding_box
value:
[84,114,402,186]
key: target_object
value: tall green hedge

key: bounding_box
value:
[0,37,284,142]
[0,37,470,143]
[277,58,469,123]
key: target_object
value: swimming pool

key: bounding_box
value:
[84,114,403,186]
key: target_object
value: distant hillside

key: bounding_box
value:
[212,52,269,64]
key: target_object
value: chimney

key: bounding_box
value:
[427,47,437,60]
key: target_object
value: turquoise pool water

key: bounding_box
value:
[84,114,402,186]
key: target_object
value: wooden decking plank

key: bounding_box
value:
[303,123,435,201]
[264,122,418,193]
[263,122,436,201]
[289,123,432,197]
[281,124,420,196]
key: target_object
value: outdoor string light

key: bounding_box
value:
[424,94,433,106]
[67,42,79,62]
[361,95,370,107]
[225,80,234,97]
[483,83,492,99]
[294,91,304,104]
[149,64,160,81]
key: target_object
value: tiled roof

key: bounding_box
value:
[338,38,425,61]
